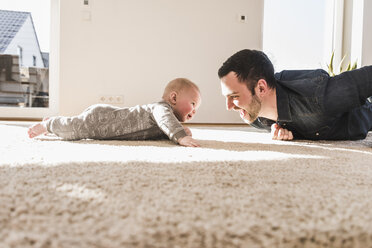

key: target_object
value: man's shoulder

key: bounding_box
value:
[275,68,330,98]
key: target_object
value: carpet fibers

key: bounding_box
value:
[1,123,372,248]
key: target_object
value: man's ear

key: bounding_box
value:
[169,91,177,105]
[255,79,269,97]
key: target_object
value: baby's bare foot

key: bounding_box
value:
[28,122,48,138]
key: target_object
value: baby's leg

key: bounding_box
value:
[46,104,119,140]
[28,117,50,138]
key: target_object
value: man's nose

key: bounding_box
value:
[226,98,234,110]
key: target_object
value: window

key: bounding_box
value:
[263,0,340,72]
[17,46,23,66]
[0,0,58,118]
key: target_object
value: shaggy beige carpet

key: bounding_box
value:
[1,122,372,248]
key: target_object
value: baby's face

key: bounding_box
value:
[173,87,201,122]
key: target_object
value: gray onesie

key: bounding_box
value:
[45,100,188,143]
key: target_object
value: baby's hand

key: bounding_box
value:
[178,136,200,147]
[183,126,192,136]
[271,123,293,141]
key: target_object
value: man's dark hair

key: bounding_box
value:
[218,49,276,93]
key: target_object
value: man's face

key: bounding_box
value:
[220,71,261,124]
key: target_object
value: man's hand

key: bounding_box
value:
[271,123,293,141]
[183,126,192,136]
[178,136,200,147]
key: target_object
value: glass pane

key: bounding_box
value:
[263,0,333,71]
[0,0,50,108]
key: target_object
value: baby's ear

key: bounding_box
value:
[170,91,177,104]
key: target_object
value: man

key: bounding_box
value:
[218,49,372,141]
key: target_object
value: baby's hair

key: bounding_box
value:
[162,78,200,100]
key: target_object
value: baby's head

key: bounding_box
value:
[162,78,201,122]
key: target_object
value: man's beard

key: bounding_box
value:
[241,95,261,124]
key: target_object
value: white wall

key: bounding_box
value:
[58,0,264,123]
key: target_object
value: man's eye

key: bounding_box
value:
[231,96,239,99]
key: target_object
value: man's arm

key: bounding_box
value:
[324,66,372,115]
[271,123,293,141]
[250,117,293,140]
[250,117,275,132]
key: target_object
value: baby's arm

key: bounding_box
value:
[27,117,50,138]
[178,136,200,147]
[179,126,200,147]
[183,125,192,136]
[152,103,200,147]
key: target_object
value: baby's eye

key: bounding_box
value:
[191,102,195,106]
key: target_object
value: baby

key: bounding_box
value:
[28,78,201,147]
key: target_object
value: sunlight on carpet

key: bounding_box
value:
[1,125,329,166]
[1,123,372,247]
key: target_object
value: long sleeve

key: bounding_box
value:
[250,117,274,132]
[151,102,187,143]
[324,66,372,115]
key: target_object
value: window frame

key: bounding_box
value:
[0,0,59,119]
